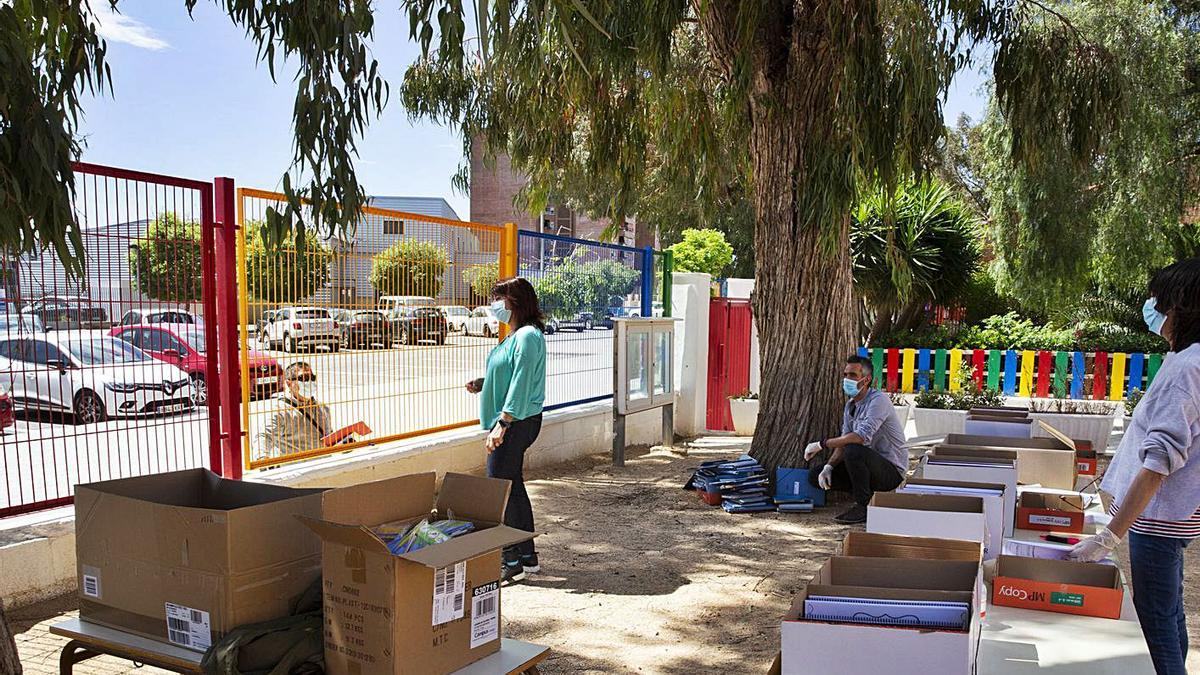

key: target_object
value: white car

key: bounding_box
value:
[378,295,436,319]
[258,307,340,353]
[0,333,194,424]
[465,306,501,338]
[117,307,204,327]
[438,305,471,333]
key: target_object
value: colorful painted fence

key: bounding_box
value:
[856,347,1165,401]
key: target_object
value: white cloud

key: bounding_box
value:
[93,6,169,51]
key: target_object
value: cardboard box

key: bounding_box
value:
[840,531,982,563]
[74,469,325,652]
[940,437,1077,491]
[300,472,533,675]
[899,477,1006,560]
[992,555,1123,619]
[1016,491,1086,533]
[968,407,1030,418]
[867,492,988,549]
[920,450,1018,537]
[781,556,982,675]
[964,416,1034,439]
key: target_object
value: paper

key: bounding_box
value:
[165,602,212,651]
[803,595,970,630]
[470,581,500,648]
[81,566,101,599]
[432,561,467,626]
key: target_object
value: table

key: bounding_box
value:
[49,619,550,675]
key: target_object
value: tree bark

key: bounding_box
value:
[698,2,857,471]
[0,601,21,675]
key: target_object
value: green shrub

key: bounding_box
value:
[370,240,448,297]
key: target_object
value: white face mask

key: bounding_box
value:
[490,299,513,325]
[294,381,317,400]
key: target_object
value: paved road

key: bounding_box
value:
[1,329,614,513]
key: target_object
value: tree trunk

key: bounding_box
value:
[869,308,894,344]
[0,601,21,675]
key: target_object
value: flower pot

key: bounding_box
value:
[1029,412,1118,454]
[729,398,759,436]
[893,403,912,430]
[912,407,967,437]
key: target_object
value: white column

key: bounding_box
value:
[671,272,711,436]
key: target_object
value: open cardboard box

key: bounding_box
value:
[74,469,325,652]
[920,448,1017,537]
[1016,490,1087,533]
[992,555,1123,619]
[840,531,982,563]
[943,437,1076,491]
[900,477,1006,560]
[964,415,1034,439]
[781,556,982,675]
[868,491,988,551]
[299,472,535,675]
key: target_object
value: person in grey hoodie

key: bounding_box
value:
[1071,257,1200,675]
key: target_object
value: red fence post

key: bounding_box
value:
[200,183,224,475]
[213,177,244,479]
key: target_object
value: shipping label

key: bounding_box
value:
[470,581,500,649]
[81,566,102,599]
[432,561,467,626]
[1029,513,1073,528]
[165,603,212,651]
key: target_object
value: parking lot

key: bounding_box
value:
[0,328,614,512]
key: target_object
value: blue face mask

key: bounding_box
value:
[490,300,513,325]
[842,377,862,397]
[1143,297,1167,336]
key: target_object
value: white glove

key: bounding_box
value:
[818,464,834,491]
[1067,527,1121,563]
[804,441,823,461]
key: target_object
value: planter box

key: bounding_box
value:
[912,408,967,437]
[729,398,759,436]
[893,404,912,430]
[1029,412,1117,454]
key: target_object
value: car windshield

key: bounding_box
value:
[295,309,329,319]
[353,311,385,320]
[1,314,44,332]
[65,338,153,365]
[445,307,467,316]
[178,329,206,352]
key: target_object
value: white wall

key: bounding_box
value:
[672,273,710,436]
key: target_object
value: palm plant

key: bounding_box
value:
[852,180,982,340]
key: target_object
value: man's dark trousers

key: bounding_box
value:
[808,443,903,506]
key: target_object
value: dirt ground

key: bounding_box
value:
[11,436,1200,673]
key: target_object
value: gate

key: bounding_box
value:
[0,163,220,517]
[706,298,752,431]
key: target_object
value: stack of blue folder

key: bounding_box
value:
[685,455,774,513]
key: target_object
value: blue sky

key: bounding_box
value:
[79,2,990,221]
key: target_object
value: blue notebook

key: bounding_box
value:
[803,595,969,630]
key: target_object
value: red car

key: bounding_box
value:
[109,325,282,404]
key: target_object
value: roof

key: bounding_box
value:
[368,196,461,221]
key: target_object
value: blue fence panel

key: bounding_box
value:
[917,348,931,391]
[1070,351,1085,399]
[1127,353,1145,395]
[1003,349,1018,395]
[516,230,653,410]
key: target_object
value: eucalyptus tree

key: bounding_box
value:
[399,0,1121,469]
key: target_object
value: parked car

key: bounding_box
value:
[0,356,14,433]
[1,311,46,335]
[389,306,448,345]
[117,307,204,327]
[23,299,110,331]
[257,307,340,353]
[465,306,501,338]
[0,333,194,423]
[439,305,471,333]
[546,312,596,334]
[110,325,282,404]
[377,295,436,318]
[333,309,391,349]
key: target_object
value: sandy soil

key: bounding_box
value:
[12,435,1200,674]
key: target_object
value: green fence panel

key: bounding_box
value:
[933,349,947,391]
[1147,353,1164,389]
[1053,351,1068,398]
[986,350,1001,391]
[871,348,884,389]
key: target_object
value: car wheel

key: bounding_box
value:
[436,335,446,346]
[74,390,106,425]
[190,374,208,406]
[546,322,557,335]
[284,333,296,352]
[340,333,349,349]
[399,328,410,345]
[585,319,594,330]
[483,325,493,338]
[331,341,340,353]
[259,333,272,350]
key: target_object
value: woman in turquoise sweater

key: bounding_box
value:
[466,277,546,583]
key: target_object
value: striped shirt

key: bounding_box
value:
[1107,502,1200,539]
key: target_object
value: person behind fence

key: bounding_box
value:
[465,277,546,585]
[1069,257,1200,675]
[802,354,907,524]
[254,361,330,461]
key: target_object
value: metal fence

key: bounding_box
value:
[236,188,506,469]
[1,163,219,517]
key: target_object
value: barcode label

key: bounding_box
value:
[165,603,211,652]
[431,561,467,626]
[470,581,500,649]
[82,574,100,599]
